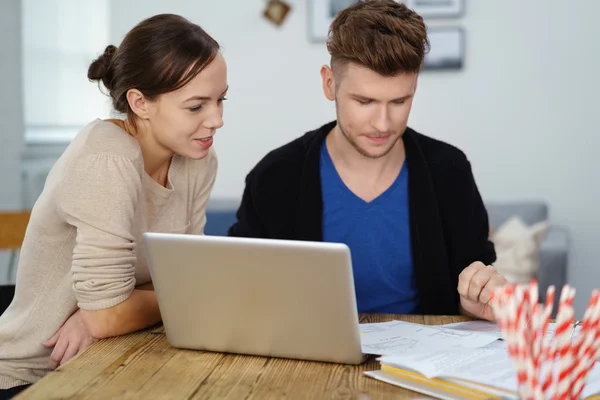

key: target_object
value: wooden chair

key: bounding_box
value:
[0,211,31,282]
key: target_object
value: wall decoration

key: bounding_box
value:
[308,0,354,41]
[308,0,464,42]
[407,0,464,19]
[423,27,464,71]
[264,0,292,26]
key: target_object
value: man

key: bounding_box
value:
[229,0,507,321]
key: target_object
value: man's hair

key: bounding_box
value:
[327,0,429,77]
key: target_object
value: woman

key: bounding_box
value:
[0,13,226,398]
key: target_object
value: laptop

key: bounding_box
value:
[142,232,365,365]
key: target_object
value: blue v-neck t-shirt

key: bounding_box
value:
[320,141,419,314]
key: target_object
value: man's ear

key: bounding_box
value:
[320,65,335,101]
[126,89,151,120]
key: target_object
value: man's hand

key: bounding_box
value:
[43,310,98,370]
[457,262,508,321]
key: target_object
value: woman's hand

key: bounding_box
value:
[43,310,98,370]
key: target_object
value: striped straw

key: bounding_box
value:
[541,285,556,360]
[492,283,600,400]
[540,286,556,398]
[571,291,600,399]
[553,286,576,400]
[528,280,545,399]
[492,285,529,397]
[576,326,600,399]
[544,284,574,398]
[516,284,533,399]
[568,291,598,396]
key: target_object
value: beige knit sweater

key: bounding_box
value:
[0,119,218,388]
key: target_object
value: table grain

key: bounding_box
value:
[17,314,470,399]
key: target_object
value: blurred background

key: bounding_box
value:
[1,0,599,317]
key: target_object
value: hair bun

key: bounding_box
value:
[87,45,117,90]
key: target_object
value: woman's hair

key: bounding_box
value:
[88,13,220,121]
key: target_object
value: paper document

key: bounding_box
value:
[376,340,600,399]
[435,320,599,362]
[359,320,406,334]
[359,320,499,356]
[435,320,583,341]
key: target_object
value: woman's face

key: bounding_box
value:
[145,52,228,160]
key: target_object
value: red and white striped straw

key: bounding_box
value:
[491,282,600,400]
[543,285,574,398]
[528,280,547,399]
[541,285,556,361]
[540,286,557,397]
[493,284,530,397]
[571,291,600,399]
[554,286,576,400]
[517,284,534,399]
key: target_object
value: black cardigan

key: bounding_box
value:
[228,121,496,315]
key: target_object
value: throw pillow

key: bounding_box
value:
[490,216,549,284]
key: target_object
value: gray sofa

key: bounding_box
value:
[205,199,569,314]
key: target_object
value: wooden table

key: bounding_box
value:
[16,314,470,399]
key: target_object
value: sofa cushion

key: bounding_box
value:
[490,216,549,284]
[205,210,237,236]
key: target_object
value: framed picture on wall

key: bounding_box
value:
[308,0,356,41]
[308,0,465,42]
[405,0,464,18]
[423,27,464,71]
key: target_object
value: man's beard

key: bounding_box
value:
[337,118,401,159]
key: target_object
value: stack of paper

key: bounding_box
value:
[359,320,499,356]
[431,320,583,340]
[360,320,600,400]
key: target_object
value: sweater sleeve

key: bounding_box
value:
[187,149,218,235]
[58,153,143,311]
[463,160,497,267]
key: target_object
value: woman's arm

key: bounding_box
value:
[82,151,218,339]
[85,150,218,338]
[80,288,160,339]
[59,152,159,338]
[44,281,158,368]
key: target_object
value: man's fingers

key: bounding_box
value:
[60,342,80,367]
[457,262,484,297]
[479,273,508,304]
[478,285,493,305]
[467,266,495,301]
[472,266,497,300]
[48,335,68,370]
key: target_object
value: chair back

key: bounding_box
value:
[0,211,31,250]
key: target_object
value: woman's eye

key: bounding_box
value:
[189,105,202,112]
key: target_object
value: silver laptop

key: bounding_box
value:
[142,232,364,365]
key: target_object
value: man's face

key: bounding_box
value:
[321,62,418,158]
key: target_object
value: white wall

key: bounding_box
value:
[22,0,111,141]
[0,0,24,209]
[0,0,24,282]
[106,0,600,316]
